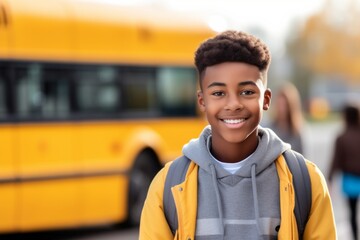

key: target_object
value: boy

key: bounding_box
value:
[139,30,336,239]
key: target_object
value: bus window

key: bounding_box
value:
[16,63,43,117]
[0,66,7,119]
[122,68,157,115]
[42,68,71,118]
[157,67,197,116]
[75,66,120,115]
[15,63,71,119]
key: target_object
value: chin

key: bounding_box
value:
[222,135,248,144]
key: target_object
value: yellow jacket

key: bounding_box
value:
[139,154,337,240]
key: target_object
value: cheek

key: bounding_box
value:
[204,104,216,115]
[203,103,220,120]
[251,100,265,113]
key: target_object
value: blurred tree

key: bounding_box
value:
[287,0,360,84]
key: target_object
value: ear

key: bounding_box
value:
[197,90,206,112]
[263,88,272,111]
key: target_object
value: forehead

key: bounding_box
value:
[201,62,265,87]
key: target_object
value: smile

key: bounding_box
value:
[222,119,245,124]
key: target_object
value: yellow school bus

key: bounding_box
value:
[0,0,214,233]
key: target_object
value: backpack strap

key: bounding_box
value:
[163,155,191,235]
[283,149,312,239]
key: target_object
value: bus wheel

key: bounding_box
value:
[128,151,159,226]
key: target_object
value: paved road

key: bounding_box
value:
[304,121,353,239]
[1,225,139,240]
[2,121,354,240]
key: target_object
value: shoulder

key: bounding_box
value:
[302,160,336,238]
[276,153,323,183]
[305,160,325,180]
[305,160,329,195]
[145,161,172,201]
[147,158,198,197]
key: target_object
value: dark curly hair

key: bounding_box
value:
[194,30,271,80]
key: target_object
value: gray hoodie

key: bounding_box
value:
[182,125,291,240]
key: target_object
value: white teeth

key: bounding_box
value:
[223,119,244,124]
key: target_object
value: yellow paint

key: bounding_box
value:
[2,0,214,65]
[79,176,127,225]
[19,179,81,231]
[0,184,17,232]
[0,118,207,232]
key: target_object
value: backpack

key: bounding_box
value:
[163,149,312,239]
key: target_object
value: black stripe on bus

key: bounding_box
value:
[0,169,129,184]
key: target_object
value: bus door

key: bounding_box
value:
[14,63,81,231]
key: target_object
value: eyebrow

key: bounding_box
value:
[207,80,258,89]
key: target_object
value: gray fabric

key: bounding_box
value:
[182,125,291,239]
[163,156,191,234]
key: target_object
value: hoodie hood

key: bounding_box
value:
[183,125,291,177]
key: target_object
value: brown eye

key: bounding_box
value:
[240,90,255,95]
[212,91,225,97]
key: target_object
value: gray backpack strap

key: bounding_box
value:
[283,150,312,239]
[163,156,191,235]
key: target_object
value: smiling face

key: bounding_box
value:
[197,62,271,160]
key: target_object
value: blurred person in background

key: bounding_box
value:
[328,104,360,240]
[268,82,304,154]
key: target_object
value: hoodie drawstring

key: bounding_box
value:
[209,164,225,238]
[209,163,262,238]
[251,164,261,235]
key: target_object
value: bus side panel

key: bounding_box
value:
[19,180,80,231]
[17,124,81,231]
[77,123,129,224]
[0,126,17,182]
[0,184,17,232]
[80,176,127,225]
[0,0,10,58]
[0,126,17,232]
[147,118,208,163]
[8,0,72,61]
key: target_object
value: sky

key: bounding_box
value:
[175,0,328,52]
[97,0,328,34]
[162,0,327,34]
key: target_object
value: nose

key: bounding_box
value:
[225,94,243,111]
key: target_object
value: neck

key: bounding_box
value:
[210,133,259,163]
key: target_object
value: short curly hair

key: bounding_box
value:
[194,30,271,80]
